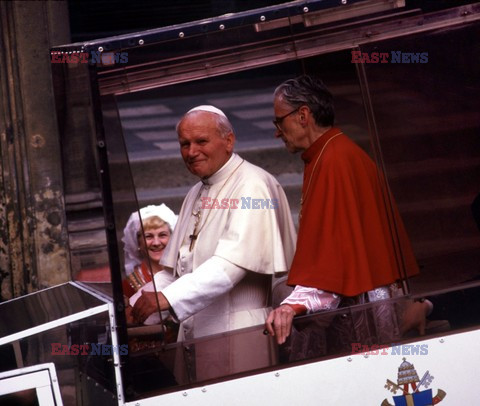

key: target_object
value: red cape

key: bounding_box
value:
[287,128,419,296]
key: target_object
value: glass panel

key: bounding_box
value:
[124,296,418,399]
[126,323,277,396]
[93,0,409,97]
[284,298,404,364]
[10,312,117,406]
[0,284,117,405]
[0,389,39,406]
[0,283,105,339]
[357,21,480,294]
[106,48,390,401]
[98,13,426,401]
[1,284,475,403]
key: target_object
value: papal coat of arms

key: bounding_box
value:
[381,358,446,406]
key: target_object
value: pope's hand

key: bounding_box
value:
[131,291,163,324]
[265,304,296,345]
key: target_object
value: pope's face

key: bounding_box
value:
[273,97,303,153]
[178,112,234,178]
[138,224,171,265]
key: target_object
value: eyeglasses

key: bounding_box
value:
[272,108,299,130]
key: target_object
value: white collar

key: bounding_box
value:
[202,153,240,185]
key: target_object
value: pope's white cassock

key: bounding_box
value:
[160,152,296,381]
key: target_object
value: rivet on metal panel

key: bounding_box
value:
[138,39,144,45]
[439,338,445,343]
[179,32,185,38]
[364,354,369,358]
[98,47,104,52]
[260,15,266,22]
[201,388,207,393]
[303,7,309,13]
[275,372,280,377]
[347,357,352,362]
[182,392,188,397]
[219,24,225,30]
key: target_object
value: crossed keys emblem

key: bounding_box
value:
[384,370,434,394]
[381,359,446,406]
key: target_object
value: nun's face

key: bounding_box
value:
[138,224,171,265]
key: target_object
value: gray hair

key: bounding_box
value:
[274,75,335,127]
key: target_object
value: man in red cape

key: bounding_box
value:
[265,75,419,345]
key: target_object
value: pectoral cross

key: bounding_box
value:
[189,232,198,251]
[189,211,201,252]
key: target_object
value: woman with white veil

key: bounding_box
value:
[122,204,178,327]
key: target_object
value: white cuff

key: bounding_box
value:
[281,285,342,313]
[162,256,246,322]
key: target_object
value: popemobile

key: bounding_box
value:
[1,1,480,404]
